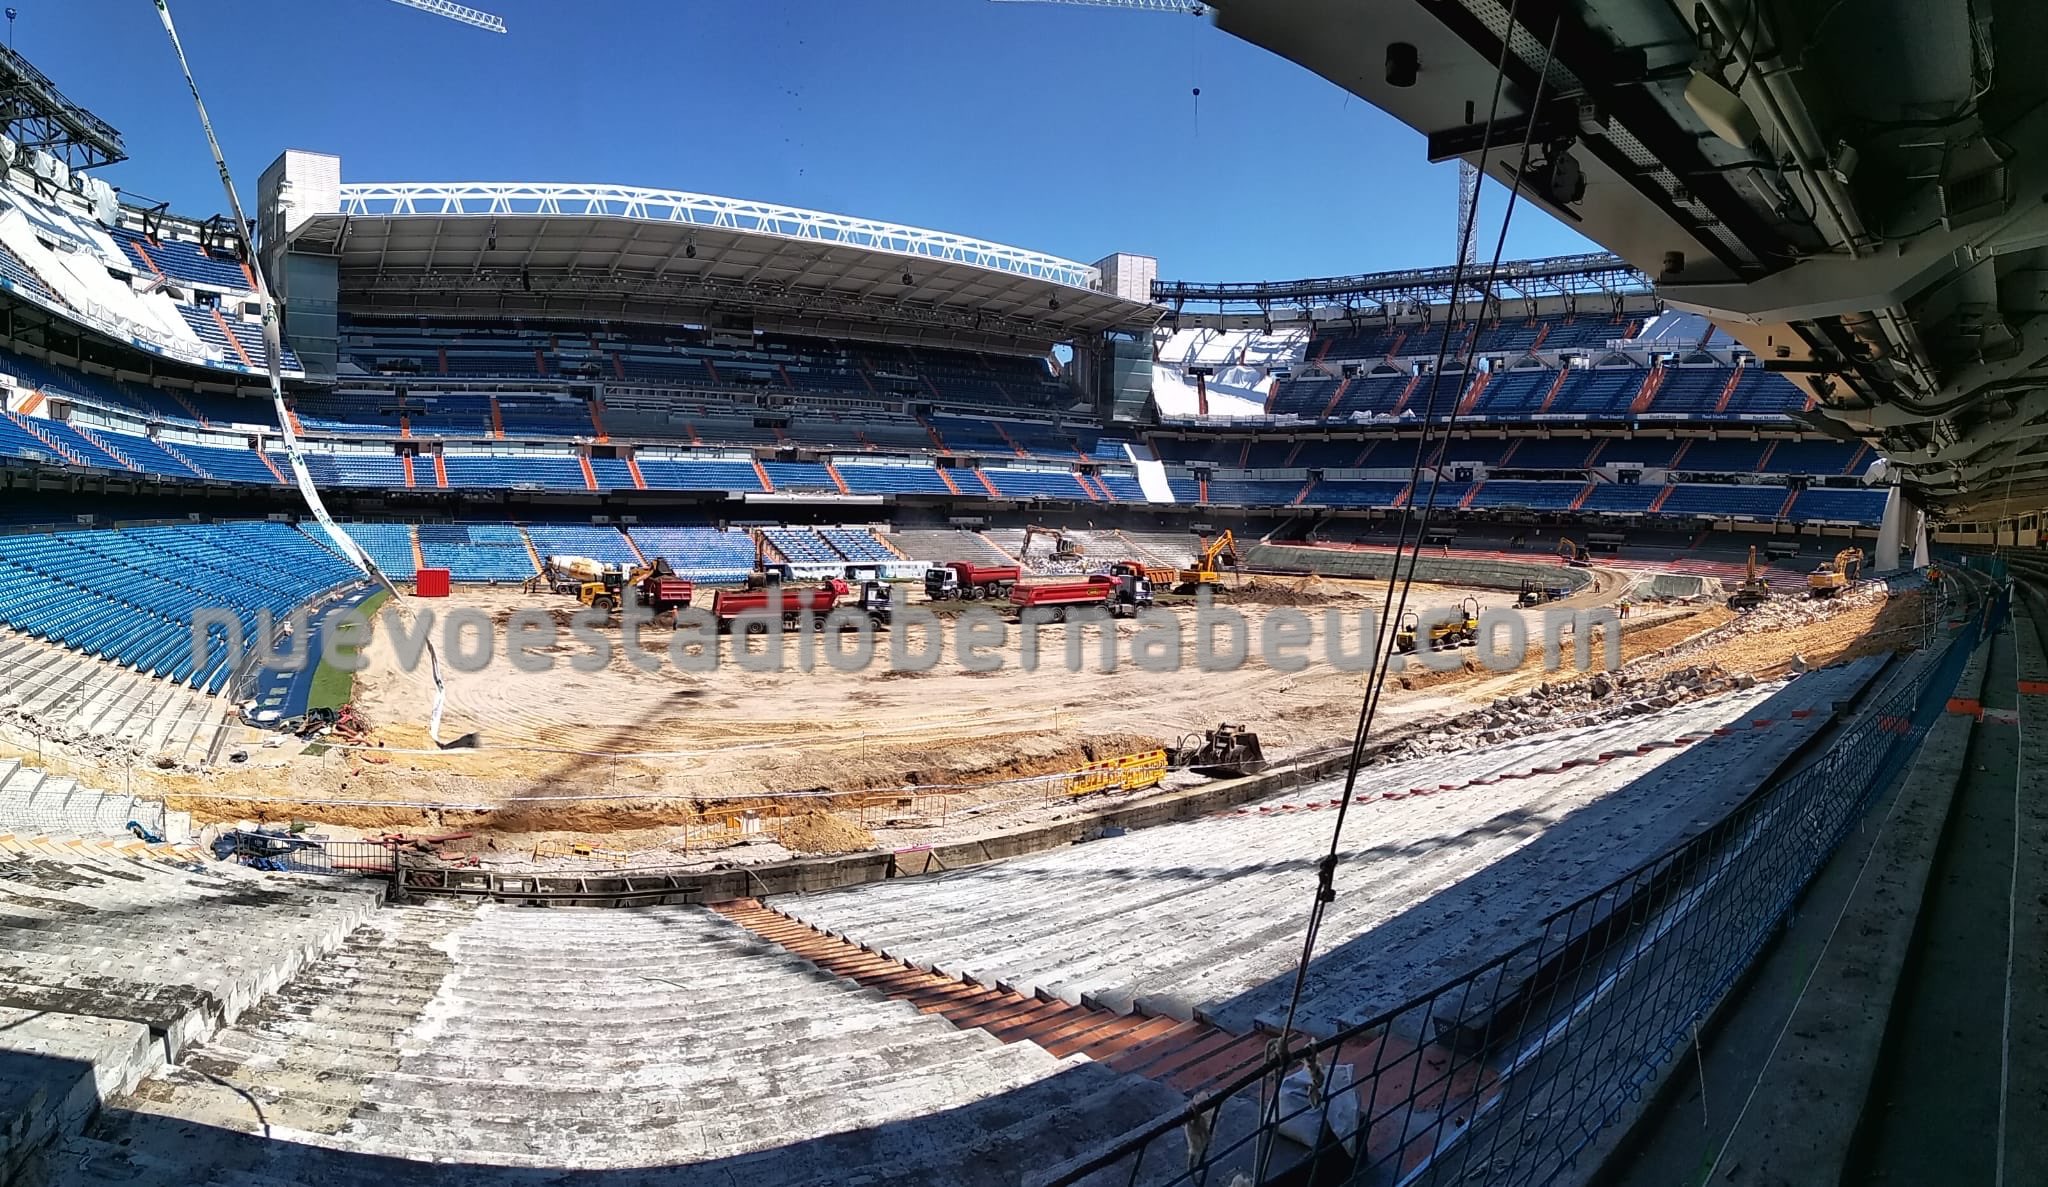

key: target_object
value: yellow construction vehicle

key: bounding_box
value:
[1727,546,1773,610]
[1021,524,1084,563]
[578,557,692,614]
[1175,530,1240,593]
[1394,603,1477,654]
[1807,548,1863,598]
[1558,538,1593,568]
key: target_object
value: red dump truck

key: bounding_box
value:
[711,580,846,630]
[924,561,1022,601]
[1008,571,1152,620]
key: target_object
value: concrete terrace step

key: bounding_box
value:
[716,900,1266,1096]
[62,899,1183,1184]
[777,660,1886,1035]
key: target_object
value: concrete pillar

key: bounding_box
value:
[1876,484,1904,572]
[1912,508,1930,569]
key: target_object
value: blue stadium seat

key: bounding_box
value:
[1577,483,1663,513]
[1657,484,1791,519]
[1788,486,1886,525]
[625,526,755,582]
[523,523,641,565]
[0,521,359,691]
[415,523,536,582]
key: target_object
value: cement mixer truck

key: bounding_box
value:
[541,555,610,594]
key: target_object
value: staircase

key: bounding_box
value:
[489,396,505,438]
[1539,367,1573,413]
[1775,486,1799,520]
[924,417,948,451]
[1071,471,1098,501]
[1630,365,1665,414]
[1455,371,1490,416]
[411,528,426,572]
[256,450,287,484]
[1756,441,1780,473]
[431,453,448,488]
[1668,439,1694,469]
[1844,443,1870,475]
[1458,482,1484,509]
[1649,485,1675,513]
[1569,482,1595,511]
[1292,476,1318,506]
[937,468,963,496]
[1712,359,1746,414]
[0,755,184,840]
[1391,374,1423,416]
[401,454,417,489]
[1197,473,1210,502]
[589,398,608,442]
[973,468,1002,497]
[752,459,774,493]
[825,462,850,494]
[579,455,599,491]
[625,455,648,490]
[1319,376,1353,420]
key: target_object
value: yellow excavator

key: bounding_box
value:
[1175,530,1240,593]
[1807,547,1863,599]
[1021,524,1085,563]
[1558,538,1593,568]
[1727,547,1773,610]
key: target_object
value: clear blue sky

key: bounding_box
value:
[37,0,1595,282]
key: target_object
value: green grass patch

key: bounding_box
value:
[306,589,390,711]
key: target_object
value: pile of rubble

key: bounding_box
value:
[1720,578,1888,635]
[1374,663,1736,765]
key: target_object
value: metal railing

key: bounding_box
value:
[1050,585,1992,1187]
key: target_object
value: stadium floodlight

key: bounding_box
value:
[987,0,1208,14]
[386,0,507,33]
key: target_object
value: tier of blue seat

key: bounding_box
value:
[415,523,535,582]
[0,521,358,691]
[111,228,253,291]
[1267,363,1806,423]
[623,527,754,582]
[820,528,893,562]
[522,523,640,566]
[340,522,419,580]
[1789,486,1888,523]
[835,463,956,495]
[763,527,837,564]
[442,454,590,490]
[985,468,1090,499]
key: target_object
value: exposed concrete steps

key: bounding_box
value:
[0,626,224,761]
[51,901,1183,1184]
[717,901,1269,1097]
[780,662,1885,1037]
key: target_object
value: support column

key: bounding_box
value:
[1876,483,1904,572]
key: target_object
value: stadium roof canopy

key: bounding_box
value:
[286,183,1161,352]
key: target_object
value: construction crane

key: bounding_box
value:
[388,0,506,33]
[987,0,1207,13]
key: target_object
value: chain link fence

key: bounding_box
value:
[1050,581,1995,1187]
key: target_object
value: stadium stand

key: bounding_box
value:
[0,522,360,692]
[340,522,420,579]
[414,523,536,583]
[625,526,755,582]
[522,523,640,565]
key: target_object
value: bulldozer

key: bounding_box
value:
[1175,530,1240,593]
[1170,723,1267,779]
[1807,547,1863,599]
[1021,524,1084,563]
[1727,546,1774,610]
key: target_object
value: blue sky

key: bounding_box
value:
[37,0,1594,281]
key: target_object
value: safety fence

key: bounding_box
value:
[211,830,401,878]
[1049,584,1995,1187]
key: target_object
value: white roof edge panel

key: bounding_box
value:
[336,182,1106,291]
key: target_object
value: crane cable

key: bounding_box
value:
[1253,10,1566,1176]
[151,0,451,744]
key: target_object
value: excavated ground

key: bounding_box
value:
[7,567,1924,869]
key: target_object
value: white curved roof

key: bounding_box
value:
[336,182,1102,290]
